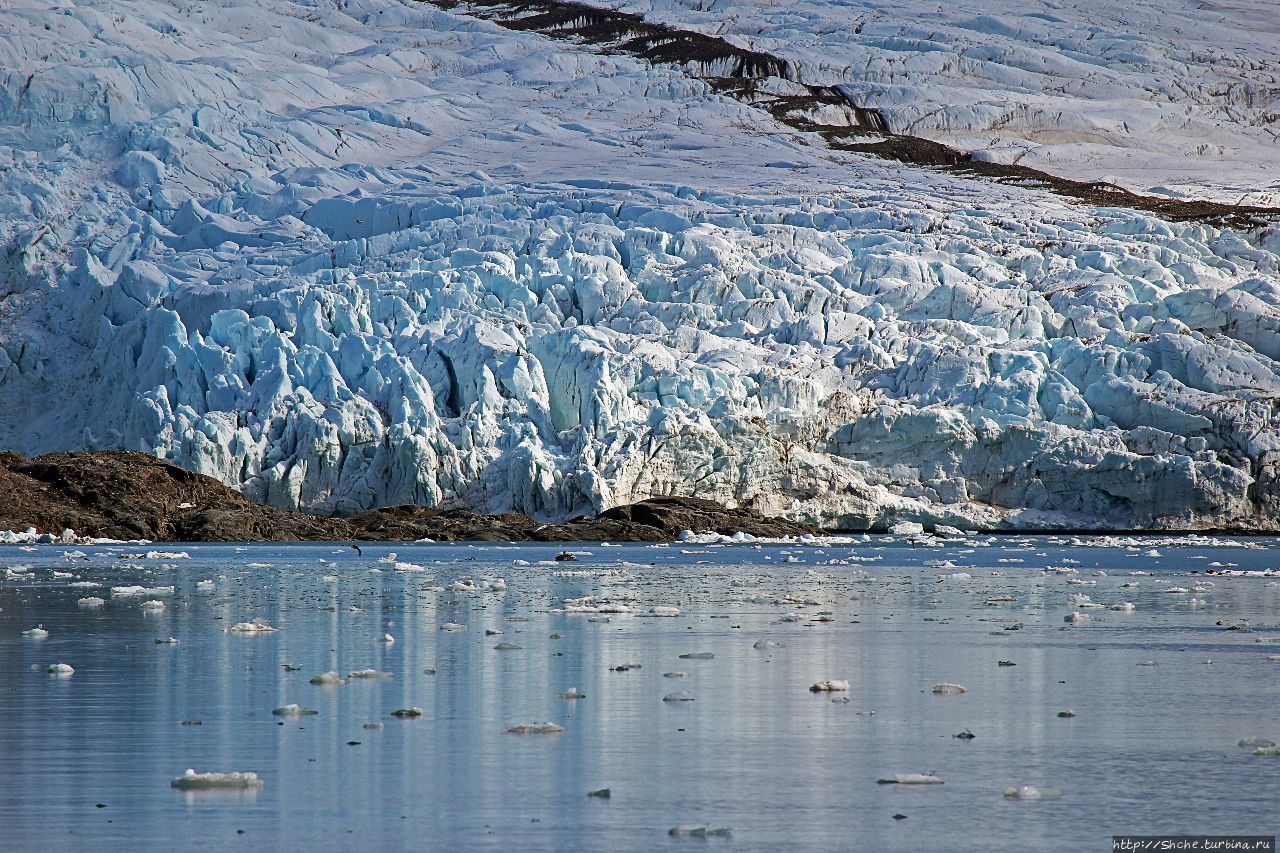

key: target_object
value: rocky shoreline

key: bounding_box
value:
[0,451,817,543]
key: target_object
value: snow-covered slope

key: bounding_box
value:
[1,0,1278,529]
[611,0,1280,205]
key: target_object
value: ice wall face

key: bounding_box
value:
[1,0,1278,529]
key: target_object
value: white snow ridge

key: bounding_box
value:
[1,0,1278,530]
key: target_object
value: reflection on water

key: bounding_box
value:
[1,537,1279,851]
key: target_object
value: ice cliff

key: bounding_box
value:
[1,0,1278,529]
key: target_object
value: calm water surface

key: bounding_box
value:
[2,536,1279,851]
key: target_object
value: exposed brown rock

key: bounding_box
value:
[0,451,815,542]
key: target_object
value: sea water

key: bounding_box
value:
[2,536,1278,852]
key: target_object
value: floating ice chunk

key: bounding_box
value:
[77,597,106,608]
[877,774,943,785]
[647,606,681,617]
[395,562,427,572]
[889,522,925,535]
[663,692,696,702]
[1068,593,1093,606]
[678,652,714,660]
[664,672,688,678]
[559,687,586,699]
[119,551,189,560]
[1163,587,1190,594]
[506,722,564,734]
[810,680,850,692]
[1238,737,1276,749]
[939,572,972,581]
[669,826,730,837]
[230,620,277,633]
[21,626,48,638]
[753,639,779,649]
[140,600,166,611]
[171,769,263,790]
[1110,602,1137,612]
[112,585,175,598]
[985,596,1015,604]
[931,683,967,695]
[376,633,395,644]
[588,788,611,798]
[363,723,384,730]
[391,708,424,718]
[494,642,521,651]
[1121,582,1139,588]
[1064,612,1091,624]
[1137,661,1157,667]
[196,581,215,591]
[1255,747,1280,757]
[611,664,642,672]
[155,637,179,644]
[440,623,467,631]
[46,663,74,675]
[272,704,318,717]
[348,669,394,679]
[1004,785,1062,800]
[485,629,503,636]
[309,671,347,686]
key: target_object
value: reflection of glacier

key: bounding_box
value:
[1,0,1278,529]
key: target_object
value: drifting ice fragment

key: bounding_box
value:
[1238,737,1275,749]
[1064,612,1091,624]
[810,680,850,692]
[679,652,714,660]
[877,774,943,784]
[155,637,179,644]
[663,672,688,678]
[506,722,564,734]
[171,769,263,790]
[931,683,967,695]
[272,704,318,717]
[1004,785,1061,800]
[390,708,424,718]
[348,669,394,679]
[440,623,467,631]
[309,671,347,686]
[647,606,681,617]
[77,597,106,608]
[669,826,731,837]
[21,626,48,638]
[559,688,586,699]
[494,642,522,651]
[1254,747,1280,757]
[46,663,74,675]
[663,692,695,702]
[753,639,780,649]
[376,633,395,644]
[140,600,166,611]
[230,620,276,633]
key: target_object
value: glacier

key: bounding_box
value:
[1,0,1279,530]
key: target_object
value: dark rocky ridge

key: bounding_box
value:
[0,451,817,542]
[427,0,1279,231]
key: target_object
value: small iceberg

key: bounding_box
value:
[647,606,681,617]
[230,620,277,633]
[1004,785,1061,801]
[77,597,106,608]
[309,671,347,686]
[506,722,564,734]
[375,633,395,644]
[46,663,74,675]
[877,773,943,785]
[668,826,730,837]
[171,769,263,790]
[810,680,850,692]
[272,704,318,717]
[21,626,48,638]
[440,622,467,631]
[931,683,967,695]
[348,669,394,679]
